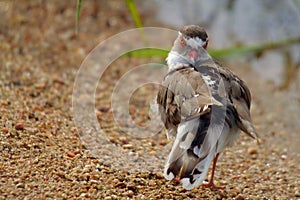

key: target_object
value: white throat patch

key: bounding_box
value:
[166,51,189,71]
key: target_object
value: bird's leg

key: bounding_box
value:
[202,153,225,190]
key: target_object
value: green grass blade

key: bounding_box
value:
[76,0,82,35]
[125,0,143,28]
[124,36,300,59]
[209,36,300,58]
[122,48,168,58]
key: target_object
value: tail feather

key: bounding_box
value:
[164,138,216,190]
[181,152,215,190]
[164,115,225,190]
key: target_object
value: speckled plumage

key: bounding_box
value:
[157,25,259,190]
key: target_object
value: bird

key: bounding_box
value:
[156,25,259,190]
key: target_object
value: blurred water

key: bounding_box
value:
[140,0,300,90]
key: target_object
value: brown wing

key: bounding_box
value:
[156,66,222,138]
[229,76,259,140]
[193,60,259,141]
[214,60,258,140]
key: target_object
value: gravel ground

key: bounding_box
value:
[1,1,299,199]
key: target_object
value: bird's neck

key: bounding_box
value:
[166,51,190,71]
[166,50,210,71]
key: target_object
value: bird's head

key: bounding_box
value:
[167,25,209,66]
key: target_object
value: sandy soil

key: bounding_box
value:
[0,1,299,199]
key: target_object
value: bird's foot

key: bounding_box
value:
[202,181,225,190]
[173,177,181,184]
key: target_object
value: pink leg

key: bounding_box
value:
[173,177,180,183]
[202,153,225,189]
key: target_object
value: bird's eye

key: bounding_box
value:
[180,36,186,46]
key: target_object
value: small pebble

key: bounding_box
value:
[90,180,98,184]
[119,136,128,144]
[159,140,167,146]
[1,128,8,133]
[34,82,47,89]
[127,182,137,192]
[123,144,133,149]
[1,100,10,105]
[53,78,65,85]
[280,154,287,160]
[109,136,116,143]
[16,183,25,188]
[236,193,245,200]
[140,173,149,179]
[15,122,25,130]
[56,193,62,198]
[155,173,164,179]
[248,147,258,155]
[125,190,134,197]
[114,182,126,188]
[98,106,109,113]
[66,151,76,158]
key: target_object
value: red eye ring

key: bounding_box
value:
[180,36,186,46]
